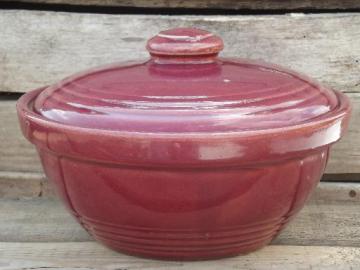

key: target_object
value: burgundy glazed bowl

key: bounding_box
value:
[17,28,351,260]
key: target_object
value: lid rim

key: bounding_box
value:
[32,57,344,133]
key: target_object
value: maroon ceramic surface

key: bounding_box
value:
[17,28,351,260]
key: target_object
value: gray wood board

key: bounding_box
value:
[0,171,53,199]
[1,182,360,247]
[0,242,359,270]
[0,11,359,93]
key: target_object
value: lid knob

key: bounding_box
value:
[146,28,224,63]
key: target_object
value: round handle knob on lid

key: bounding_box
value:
[146,28,224,63]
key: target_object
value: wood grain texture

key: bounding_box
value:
[0,171,43,199]
[0,101,41,173]
[0,199,91,242]
[0,171,54,199]
[1,182,360,246]
[0,242,359,270]
[6,0,360,10]
[1,93,359,175]
[278,181,360,247]
[326,93,360,174]
[0,11,359,93]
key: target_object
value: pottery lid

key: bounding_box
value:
[33,27,343,134]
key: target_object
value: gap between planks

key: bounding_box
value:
[5,0,360,10]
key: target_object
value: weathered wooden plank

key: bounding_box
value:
[0,242,359,270]
[277,182,360,247]
[326,94,360,174]
[0,171,42,199]
[0,171,54,199]
[1,182,359,246]
[1,93,359,175]
[7,0,360,10]
[0,198,91,242]
[0,11,359,93]
[0,101,42,173]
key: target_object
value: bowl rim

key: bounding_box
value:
[16,87,351,166]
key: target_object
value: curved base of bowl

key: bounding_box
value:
[37,146,329,260]
[99,237,273,260]
[82,217,287,260]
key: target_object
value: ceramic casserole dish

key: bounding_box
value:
[17,28,351,260]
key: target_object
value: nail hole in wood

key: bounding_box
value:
[349,190,356,198]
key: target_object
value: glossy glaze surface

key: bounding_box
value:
[38,147,327,259]
[17,28,351,260]
[34,58,340,133]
